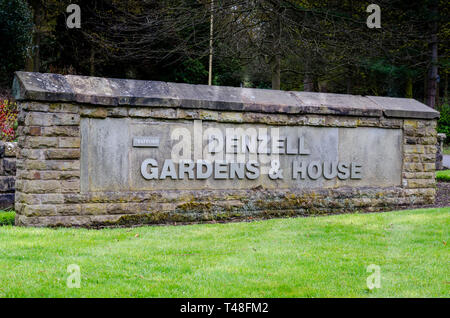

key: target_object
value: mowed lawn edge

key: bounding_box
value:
[436,170,450,182]
[0,208,448,298]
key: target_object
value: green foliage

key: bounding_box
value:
[436,170,450,182]
[360,58,419,97]
[0,0,32,86]
[212,58,242,87]
[437,104,450,143]
[0,0,447,99]
[173,58,208,84]
[0,211,15,226]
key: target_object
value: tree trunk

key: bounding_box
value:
[319,80,328,93]
[90,48,95,76]
[271,55,281,90]
[346,66,353,94]
[423,72,427,103]
[303,74,313,92]
[208,0,214,85]
[346,77,353,94]
[269,2,282,91]
[426,2,438,108]
[313,78,319,92]
[25,0,42,72]
[405,76,413,98]
[436,73,440,107]
[444,72,448,104]
[303,58,314,92]
[426,33,438,108]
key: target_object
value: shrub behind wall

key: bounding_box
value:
[437,104,450,144]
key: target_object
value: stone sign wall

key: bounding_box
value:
[12,72,440,227]
[0,141,17,210]
[436,133,446,170]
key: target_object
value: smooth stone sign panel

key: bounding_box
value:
[81,118,402,192]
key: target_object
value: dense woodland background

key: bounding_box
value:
[0,0,449,141]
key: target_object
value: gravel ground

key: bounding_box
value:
[431,181,450,208]
[386,181,449,211]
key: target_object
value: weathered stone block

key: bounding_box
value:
[423,163,436,172]
[21,180,61,194]
[405,136,419,144]
[24,137,58,148]
[28,126,42,136]
[16,193,65,205]
[306,116,325,126]
[4,142,18,157]
[325,117,357,127]
[22,102,79,113]
[0,193,15,209]
[0,176,15,192]
[199,110,219,121]
[405,179,435,188]
[16,170,80,180]
[220,112,244,123]
[45,149,80,160]
[404,120,419,129]
[24,112,50,126]
[24,204,57,216]
[19,149,43,160]
[22,159,80,171]
[25,112,80,126]
[404,154,421,163]
[419,137,436,145]
[403,172,434,179]
[81,203,108,215]
[421,153,436,163]
[404,145,425,154]
[107,107,128,117]
[425,129,437,138]
[80,106,108,118]
[22,203,81,217]
[128,108,153,117]
[58,137,81,148]
[40,126,80,137]
[21,102,50,112]
[403,163,423,173]
[55,204,82,215]
[425,145,437,154]
[60,180,80,193]
[379,119,402,128]
[2,158,16,175]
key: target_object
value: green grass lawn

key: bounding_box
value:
[437,170,450,182]
[0,211,14,226]
[0,208,448,298]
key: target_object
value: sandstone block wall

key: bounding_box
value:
[12,72,440,227]
[436,133,446,170]
[0,141,17,210]
[13,101,438,227]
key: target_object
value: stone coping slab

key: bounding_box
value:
[13,71,439,119]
